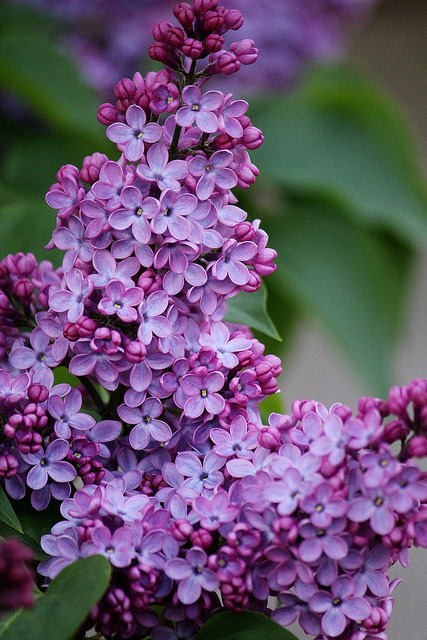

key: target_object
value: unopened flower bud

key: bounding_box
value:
[253,248,277,276]
[114,77,136,100]
[0,453,19,478]
[230,39,259,65]
[153,21,174,43]
[204,33,224,54]
[97,102,118,126]
[171,518,193,541]
[181,38,204,59]
[149,42,179,69]
[224,9,244,31]
[242,270,261,293]
[202,11,224,34]
[80,152,109,184]
[211,51,240,75]
[406,435,427,458]
[28,383,49,404]
[125,341,146,364]
[193,0,218,14]
[13,278,33,301]
[190,528,213,549]
[173,2,195,31]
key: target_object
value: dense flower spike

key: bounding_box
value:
[0,2,425,640]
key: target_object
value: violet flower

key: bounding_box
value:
[176,85,223,134]
[309,576,372,638]
[107,104,162,162]
[165,548,219,605]
[22,439,76,490]
[136,143,188,191]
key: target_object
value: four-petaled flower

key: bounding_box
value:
[107,105,162,162]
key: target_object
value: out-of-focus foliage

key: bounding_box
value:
[0,556,111,640]
[0,3,425,398]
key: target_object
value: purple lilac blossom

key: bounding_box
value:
[0,3,424,640]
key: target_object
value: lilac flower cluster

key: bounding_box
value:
[0,538,34,616]
[37,381,427,639]
[0,3,425,639]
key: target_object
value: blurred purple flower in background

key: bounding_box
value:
[12,0,376,94]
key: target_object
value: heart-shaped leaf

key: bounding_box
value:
[195,611,300,640]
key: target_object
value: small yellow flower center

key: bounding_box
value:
[316,529,325,537]
[315,504,324,512]
[136,207,143,216]
[114,303,122,309]
[201,389,208,397]
[218,558,226,567]
[167,96,173,104]
[205,165,212,172]
[191,104,200,111]
[375,497,383,507]
[137,131,143,139]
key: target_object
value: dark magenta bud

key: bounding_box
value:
[170,518,193,541]
[235,221,255,242]
[153,21,174,42]
[173,3,195,32]
[193,0,218,14]
[114,77,136,100]
[181,38,204,59]
[4,253,36,277]
[202,11,224,34]
[253,248,277,276]
[149,42,179,69]
[0,453,19,479]
[80,152,109,184]
[230,39,259,65]
[97,102,118,126]
[124,341,146,364]
[27,383,49,404]
[241,125,264,149]
[224,9,244,31]
[406,435,427,458]
[190,528,213,549]
[204,33,224,54]
[242,270,261,292]
[212,51,240,75]
[137,269,162,295]
[13,278,33,300]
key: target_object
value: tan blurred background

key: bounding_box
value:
[282,1,426,638]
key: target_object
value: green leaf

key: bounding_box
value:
[195,611,299,640]
[259,392,285,423]
[0,495,61,559]
[263,196,413,396]
[0,28,105,145]
[224,284,282,341]
[0,487,23,534]
[249,65,427,247]
[0,556,111,640]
